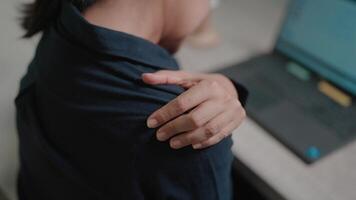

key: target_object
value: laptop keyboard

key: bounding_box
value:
[247,58,356,140]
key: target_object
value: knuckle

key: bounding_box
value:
[223,93,234,102]
[165,122,176,133]
[210,80,219,87]
[236,104,246,117]
[179,134,196,146]
[175,98,187,113]
[201,80,220,95]
[233,100,242,110]
[236,98,242,107]
[204,124,219,138]
[184,134,195,144]
[189,113,204,127]
[241,108,247,118]
[209,80,221,91]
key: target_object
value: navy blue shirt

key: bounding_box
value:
[15,1,248,200]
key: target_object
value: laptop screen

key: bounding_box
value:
[276,0,356,95]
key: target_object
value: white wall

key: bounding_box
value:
[0,0,38,199]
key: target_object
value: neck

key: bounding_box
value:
[82,0,165,44]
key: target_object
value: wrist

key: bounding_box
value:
[212,74,239,99]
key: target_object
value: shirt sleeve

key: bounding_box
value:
[32,61,236,200]
[226,77,249,107]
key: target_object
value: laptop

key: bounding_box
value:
[217,0,356,164]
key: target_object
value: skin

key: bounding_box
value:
[83,0,246,149]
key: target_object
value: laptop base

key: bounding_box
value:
[216,53,356,164]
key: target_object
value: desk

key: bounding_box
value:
[231,118,356,200]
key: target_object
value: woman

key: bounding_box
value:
[16,0,248,199]
[187,0,222,48]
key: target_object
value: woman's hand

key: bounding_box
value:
[142,70,246,149]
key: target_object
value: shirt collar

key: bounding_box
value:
[58,0,179,70]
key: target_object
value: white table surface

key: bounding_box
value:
[231,118,356,200]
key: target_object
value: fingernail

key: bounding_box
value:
[171,140,181,149]
[193,144,202,149]
[147,118,158,128]
[156,131,166,141]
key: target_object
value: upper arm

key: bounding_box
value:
[36,60,235,199]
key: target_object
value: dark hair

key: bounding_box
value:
[20,0,94,38]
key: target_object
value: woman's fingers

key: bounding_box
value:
[143,70,247,150]
[142,71,184,85]
[168,101,239,149]
[156,99,225,141]
[193,106,246,149]
[142,70,206,86]
[192,115,243,149]
[147,80,220,128]
[168,99,245,149]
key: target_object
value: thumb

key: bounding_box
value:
[142,70,203,87]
